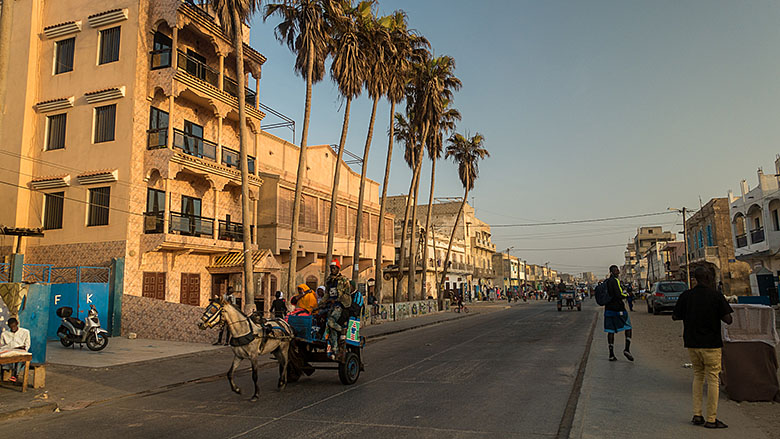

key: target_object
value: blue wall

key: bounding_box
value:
[18,283,50,364]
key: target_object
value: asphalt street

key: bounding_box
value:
[5,300,597,438]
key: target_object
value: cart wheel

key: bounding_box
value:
[286,363,301,383]
[338,352,361,385]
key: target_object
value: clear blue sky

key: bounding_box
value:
[250,0,780,277]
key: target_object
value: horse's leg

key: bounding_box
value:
[250,356,260,402]
[228,355,242,395]
[276,342,290,391]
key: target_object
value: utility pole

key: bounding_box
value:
[669,207,691,286]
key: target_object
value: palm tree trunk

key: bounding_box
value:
[399,153,421,300]
[351,97,379,286]
[374,100,395,303]
[440,184,469,298]
[232,9,254,315]
[325,97,352,279]
[287,44,314,296]
[0,0,14,136]
[406,122,429,301]
[421,156,436,301]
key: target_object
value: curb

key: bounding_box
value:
[565,311,599,439]
[0,402,58,422]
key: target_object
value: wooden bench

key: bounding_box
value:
[0,352,32,392]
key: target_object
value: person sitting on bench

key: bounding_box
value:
[1,318,30,382]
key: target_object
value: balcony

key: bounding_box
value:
[221,146,256,174]
[736,234,748,248]
[223,76,257,107]
[218,219,254,242]
[750,228,765,244]
[173,128,217,161]
[169,212,214,238]
[178,50,220,88]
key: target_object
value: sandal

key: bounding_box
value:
[623,350,634,362]
[704,420,728,429]
[691,415,705,425]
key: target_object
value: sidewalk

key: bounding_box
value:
[0,300,513,421]
[570,309,776,439]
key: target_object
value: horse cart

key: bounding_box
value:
[286,314,365,385]
[557,290,582,312]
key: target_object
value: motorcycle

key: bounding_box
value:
[56,305,109,351]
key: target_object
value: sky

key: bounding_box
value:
[249,0,780,277]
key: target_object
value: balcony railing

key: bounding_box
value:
[750,228,765,244]
[223,76,257,107]
[218,220,254,242]
[144,212,164,234]
[691,246,719,261]
[177,50,220,89]
[221,147,256,174]
[150,49,172,70]
[169,212,214,238]
[735,234,747,248]
[147,128,168,149]
[173,128,217,161]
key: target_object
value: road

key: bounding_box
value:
[4,300,597,438]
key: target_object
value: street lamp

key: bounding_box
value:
[669,207,691,287]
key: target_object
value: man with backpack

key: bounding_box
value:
[596,265,633,362]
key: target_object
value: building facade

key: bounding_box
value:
[0,0,394,341]
[684,198,751,294]
[728,158,780,296]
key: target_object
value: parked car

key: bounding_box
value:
[647,281,688,314]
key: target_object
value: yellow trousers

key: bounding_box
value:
[688,348,722,423]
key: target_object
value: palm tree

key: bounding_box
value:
[421,102,460,302]
[265,0,337,295]
[374,12,428,303]
[325,0,365,275]
[350,5,389,287]
[209,0,262,314]
[404,54,461,301]
[392,112,419,300]
[439,132,489,293]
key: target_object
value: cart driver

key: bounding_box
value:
[321,259,352,358]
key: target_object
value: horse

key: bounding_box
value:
[198,299,293,401]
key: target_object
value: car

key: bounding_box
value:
[647,281,688,315]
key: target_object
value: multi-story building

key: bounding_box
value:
[622,240,637,284]
[385,197,495,299]
[644,241,684,285]
[633,226,675,258]
[661,241,685,282]
[683,198,751,294]
[582,272,597,284]
[728,159,780,296]
[0,0,394,341]
[492,252,519,291]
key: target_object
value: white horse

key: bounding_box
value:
[199,299,293,401]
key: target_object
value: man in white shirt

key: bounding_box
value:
[1,317,30,382]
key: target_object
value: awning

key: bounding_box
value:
[207,249,281,273]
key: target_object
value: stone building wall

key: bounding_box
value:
[121,294,218,343]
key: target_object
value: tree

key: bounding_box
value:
[393,111,420,301]
[325,0,365,276]
[421,102,460,303]
[209,0,263,314]
[350,4,389,287]
[404,54,461,301]
[439,132,489,294]
[374,12,428,303]
[265,0,336,296]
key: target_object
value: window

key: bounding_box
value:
[98,26,120,65]
[773,209,779,232]
[182,195,202,217]
[754,217,761,230]
[87,187,110,226]
[46,113,67,150]
[706,224,714,247]
[145,188,165,234]
[54,37,75,74]
[151,32,172,69]
[94,104,116,143]
[43,192,64,230]
[185,49,207,80]
[148,107,168,148]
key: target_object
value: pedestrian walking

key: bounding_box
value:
[270,291,288,318]
[672,266,733,429]
[603,265,633,362]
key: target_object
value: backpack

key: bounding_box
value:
[595,282,610,306]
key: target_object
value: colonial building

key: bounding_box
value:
[0,0,393,341]
[492,252,519,291]
[684,198,751,294]
[728,158,780,297]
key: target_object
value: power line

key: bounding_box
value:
[513,243,627,251]
[488,211,675,228]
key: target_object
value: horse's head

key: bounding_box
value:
[198,300,224,330]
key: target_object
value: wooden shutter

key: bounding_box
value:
[155,273,166,300]
[180,273,200,306]
[319,200,330,233]
[143,272,156,298]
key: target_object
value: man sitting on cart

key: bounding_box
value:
[319,260,352,358]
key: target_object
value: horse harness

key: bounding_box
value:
[228,314,292,349]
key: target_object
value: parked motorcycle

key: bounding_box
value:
[56,305,109,351]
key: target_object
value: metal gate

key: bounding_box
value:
[47,266,111,340]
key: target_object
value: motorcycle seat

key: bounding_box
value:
[66,317,85,330]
